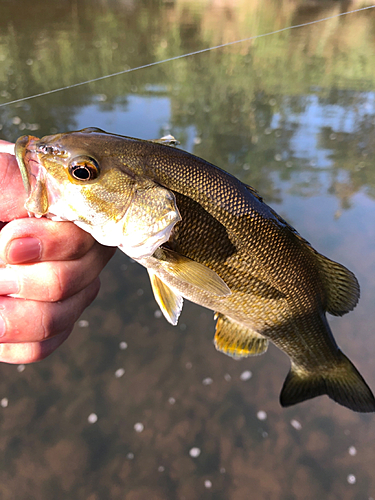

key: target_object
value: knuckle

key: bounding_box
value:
[68,233,94,259]
[45,265,71,302]
[47,222,94,260]
[39,306,49,341]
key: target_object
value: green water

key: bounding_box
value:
[1,1,375,499]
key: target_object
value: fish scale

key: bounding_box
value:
[15,128,375,412]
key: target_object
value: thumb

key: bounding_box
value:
[0,141,28,221]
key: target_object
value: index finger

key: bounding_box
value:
[0,140,28,221]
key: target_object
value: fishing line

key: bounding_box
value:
[0,4,374,108]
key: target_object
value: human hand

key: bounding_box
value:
[0,139,116,363]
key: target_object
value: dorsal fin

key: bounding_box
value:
[214,313,268,358]
[312,251,360,316]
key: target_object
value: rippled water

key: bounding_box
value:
[1,1,375,499]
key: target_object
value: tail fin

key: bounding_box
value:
[280,352,375,413]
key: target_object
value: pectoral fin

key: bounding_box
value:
[154,248,231,297]
[148,269,183,325]
[214,313,269,358]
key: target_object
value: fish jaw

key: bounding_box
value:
[15,135,63,218]
[15,135,33,195]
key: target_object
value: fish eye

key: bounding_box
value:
[68,156,100,181]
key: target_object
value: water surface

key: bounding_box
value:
[1,1,375,499]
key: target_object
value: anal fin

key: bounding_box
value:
[148,269,183,325]
[214,313,269,358]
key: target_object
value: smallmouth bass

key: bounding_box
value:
[15,128,375,413]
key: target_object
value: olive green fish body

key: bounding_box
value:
[15,128,375,412]
[134,144,358,356]
[149,182,356,366]
[144,153,374,412]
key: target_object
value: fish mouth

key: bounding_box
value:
[15,135,53,217]
[15,135,41,196]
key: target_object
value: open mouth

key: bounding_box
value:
[15,135,51,217]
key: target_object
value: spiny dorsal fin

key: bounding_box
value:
[148,269,183,325]
[153,247,231,297]
[280,352,375,412]
[214,313,269,358]
[313,251,360,316]
[149,135,180,147]
[245,184,263,202]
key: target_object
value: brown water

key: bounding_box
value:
[1,1,375,499]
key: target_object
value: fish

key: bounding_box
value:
[15,127,375,413]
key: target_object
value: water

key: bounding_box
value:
[1,1,375,499]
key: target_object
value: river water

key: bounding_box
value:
[1,1,375,499]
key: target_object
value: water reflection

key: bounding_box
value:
[1,1,375,499]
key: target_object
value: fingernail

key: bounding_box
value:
[0,267,19,295]
[7,237,41,264]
